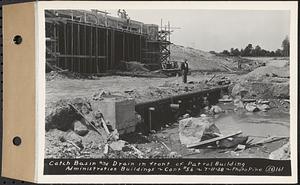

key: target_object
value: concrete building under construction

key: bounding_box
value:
[45,9,172,73]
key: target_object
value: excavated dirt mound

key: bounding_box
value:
[45,98,91,131]
[46,71,95,81]
[231,65,290,99]
[170,44,257,72]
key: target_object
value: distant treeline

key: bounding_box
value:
[211,36,290,57]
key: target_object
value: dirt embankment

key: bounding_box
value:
[231,63,290,99]
[170,44,259,72]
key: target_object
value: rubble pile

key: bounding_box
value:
[46,70,94,81]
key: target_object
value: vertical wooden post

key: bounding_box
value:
[123,32,125,61]
[64,23,67,68]
[95,27,99,73]
[148,107,155,131]
[111,29,114,68]
[106,29,109,70]
[71,12,74,72]
[77,23,80,73]
[90,25,93,74]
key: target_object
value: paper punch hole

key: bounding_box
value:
[12,136,22,146]
[13,35,22,45]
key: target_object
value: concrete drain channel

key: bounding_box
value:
[135,85,229,132]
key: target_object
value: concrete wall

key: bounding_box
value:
[98,97,137,134]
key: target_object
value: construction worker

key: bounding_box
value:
[181,59,189,83]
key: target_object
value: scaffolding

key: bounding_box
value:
[142,20,172,70]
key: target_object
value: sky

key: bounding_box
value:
[110,9,290,52]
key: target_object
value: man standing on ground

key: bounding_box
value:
[181,59,189,83]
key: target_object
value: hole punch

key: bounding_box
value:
[13,35,22,45]
[12,136,22,146]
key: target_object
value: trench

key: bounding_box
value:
[135,85,229,132]
[134,85,289,139]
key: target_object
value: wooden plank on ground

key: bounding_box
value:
[187,130,243,148]
[249,136,288,146]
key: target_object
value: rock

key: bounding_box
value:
[209,105,224,114]
[257,104,270,111]
[204,106,210,113]
[269,143,290,160]
[182,113,190,119]
[103,144,109,154]
[109,140,126,151]
[245,103,259,112]
[65,131,82,144]
[218,98,233,103]
[231,83,248,97]
[233,99,244,109]
[168,151,180,158]
[168,151,177,158]
[109,129,120,141]
[235,144,246,151]
[222,95,230,99]
[73,121,89,136]
[257,100,270,105]
[150,130,156,134]
[218,136,248,148]
[178,117,220,146]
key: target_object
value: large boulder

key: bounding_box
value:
[109,140,126,151]
[209,105,224,114]
[257,104,270,111]
[73,120,89,136]
[231,83,248,97]
[233,98,244,109]
[178,117,220,146]
[245,103,259,112]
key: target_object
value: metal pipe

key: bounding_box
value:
[148,107,155,131]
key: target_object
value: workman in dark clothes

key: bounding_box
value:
[181,59,189,83]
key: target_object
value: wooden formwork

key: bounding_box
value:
[45,10,157,74]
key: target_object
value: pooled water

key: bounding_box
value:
[214,109,289,141]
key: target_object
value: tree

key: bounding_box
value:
[222,50,230,55]
[232,48,240,56]
[281,36,290,57]
[230,48,234,56]
[244,44,253,56]
[275,49,282,57]
[240,49,245,56]
[253,45,262,56]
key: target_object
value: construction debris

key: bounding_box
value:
[187,130,243,148]
[45,35,290,159]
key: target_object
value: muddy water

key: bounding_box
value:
[214,105,290,142]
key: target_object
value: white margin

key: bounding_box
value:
[35,1,298,184]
